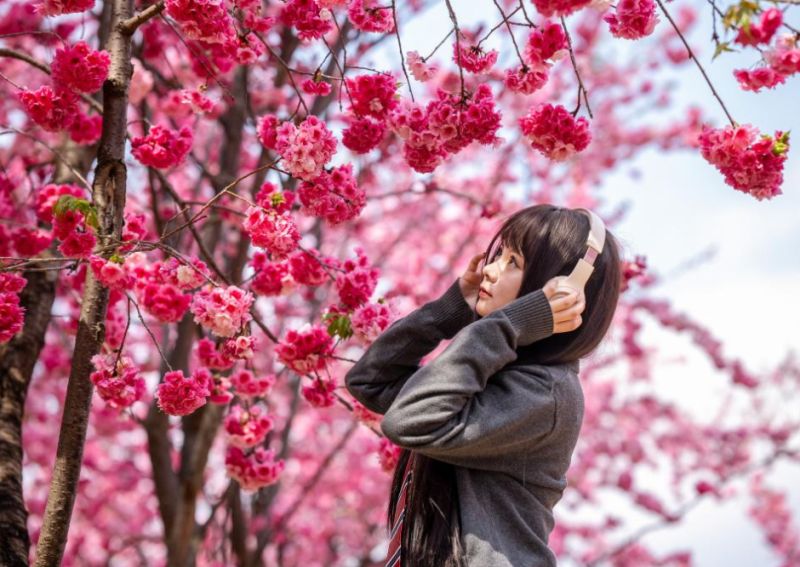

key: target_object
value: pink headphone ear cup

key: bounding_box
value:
[553,285,580,301]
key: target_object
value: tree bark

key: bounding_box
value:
[0,270,58,567]
[34,0,133,563]
[0,128,97,566]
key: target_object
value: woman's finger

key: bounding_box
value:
[468,252,485,271]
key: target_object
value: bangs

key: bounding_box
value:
[500,221,527,255]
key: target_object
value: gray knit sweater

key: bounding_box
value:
[344,277,584,567]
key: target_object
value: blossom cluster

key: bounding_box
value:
[243,206,301,258]
[347,0,394,33]
[128,256,207,323]
[334,246,379,310]
[0,273,26,345]
[190,285,254,338]
[698,124,789,201]
[53,208,96,258]
[280,0,333,42]
[225,446,285,491]
[34,0,95,16]
[301,378,336,407]
[735,32,800,92]
[224,405,274,447]
[406,50,439,82]
[156,368,211,416]
[18,40,109,133]
[275,323,335,374]
[164,0,236,44]
[275,116,338,181]
[297,163,366,225]
[230,368,275,399]
[89,353,146,409]
[519,103,592,161]
[389,84,502,173]
[130,125,194,169]
[604,0,659,40]
[452,35,498,74]
[51,40,111,94]
[530,0,592,17]
[346,73,399,119]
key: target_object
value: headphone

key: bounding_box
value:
[551,208,606,301]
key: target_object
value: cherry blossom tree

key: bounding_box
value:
[0,0,798,565]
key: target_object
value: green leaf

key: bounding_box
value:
[712,41,735,61]
[325,313,353,339]
[52,195,99,231]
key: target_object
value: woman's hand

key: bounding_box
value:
[459,252,486,307]
[543,276,586,334]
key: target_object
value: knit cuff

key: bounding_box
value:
[423,277,477,339]
[498,289,554,347]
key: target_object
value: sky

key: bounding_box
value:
[380,2,800,565]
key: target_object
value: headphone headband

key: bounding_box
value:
[552,208,607,300]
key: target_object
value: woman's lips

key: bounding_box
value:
[479,289,492,298]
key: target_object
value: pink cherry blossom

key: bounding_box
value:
[530,0,592,17]
[524,21,568,66]
[156,369,210,416]
[51,41,110,93]
[275,323,334,374]
[89,354,146,409]
[406,50,439,82]
[250,252,294,296]
[224,405,274,447]
[190,285,254,338]
[348,0,394,33]
[131,125,194,169]
[225,446,285,491]
[342,116,386,154]
[275,116,338,181]
[452,37,498,74]
[243,207,301,258]
[698,124,789,201]
[345,73,398,119]
[297,163,366,225]
[301,377,336,408]
[604,0,659,40]
[519,103,592,161]
[734,7,782,46]
[334,247,378,310]
[230,369,276,399]
[165,0,236,44]
[18,86,79,132]
[0,273,26,344]
[34,0,94,16]
[280,0,333,42]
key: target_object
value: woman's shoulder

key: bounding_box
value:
[501,359,583,400]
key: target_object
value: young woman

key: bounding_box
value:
[345,204,622,566]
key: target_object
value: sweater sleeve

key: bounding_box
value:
[379,289,556,469]
[343,277,478,415]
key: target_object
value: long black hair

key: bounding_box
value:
[386,204,623,566]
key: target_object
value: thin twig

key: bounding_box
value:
[444,0,466,98]
[391,0,415,101]
[126,293,174,372]
[117,0,165,35]
[655,0,735,127]
[560,16,593,119]
[490,1,525,67]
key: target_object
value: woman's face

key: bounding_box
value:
[476,242,525,316]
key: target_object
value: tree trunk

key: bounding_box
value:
[34,0,133,563]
